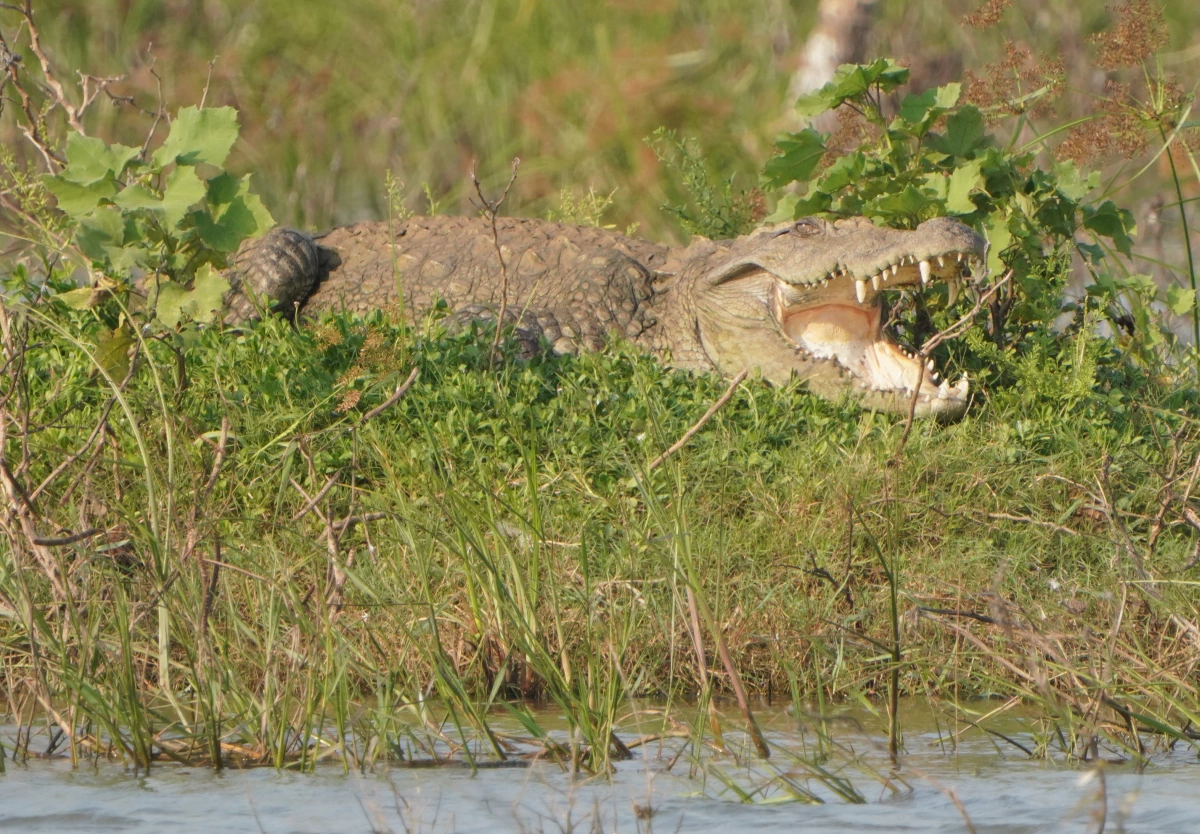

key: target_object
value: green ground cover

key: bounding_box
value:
[2,0,1200,776]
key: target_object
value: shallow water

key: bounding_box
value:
[3,704,1199,833]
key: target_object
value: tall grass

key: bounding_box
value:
[2,299,1200,777]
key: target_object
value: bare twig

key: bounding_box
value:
[198,55,217,109]
[647,370,747,471]
[199,536,221,638]
[180,417,230,562]
[355,365,419,428]
[31,527,101,546]
[470,158,520,367]
[893,270,1014,460]
[290,468,342,523]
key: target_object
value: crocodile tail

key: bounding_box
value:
[223,228,322,325]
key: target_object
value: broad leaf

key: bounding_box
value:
[930,106,986,157]
[112,184,164,212]
[56,287,98,310]
[871,184,930,219]
[819,152,865,192]
[795,59,909,117]
[202,172,275,244]
[898,82,960,128]
[1166,285,1197,316]
[58,133,140,185]
[160,166,208,228]
[152,265,231,328]
[95,325,135,381]
[75,206,127,262]
[75,207,144,273]
[43,175,118,215]
[763,129,827,188]
[152,106,240,168]
[195,197,260,251]
[1082,200,1136,256]
[1052,160,1098,201]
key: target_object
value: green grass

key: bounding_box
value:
[3,303,1200,771]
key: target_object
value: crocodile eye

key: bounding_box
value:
[793,218,823,236]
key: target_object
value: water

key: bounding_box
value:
[4,705,1199,833]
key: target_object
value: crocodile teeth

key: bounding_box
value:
[925,358,935,372]
[947,279,959,305]
[872,273,882,291]
[919,259,932,285]
[890,264,898,277]
[855,279,868,303]
[937,255,946,268]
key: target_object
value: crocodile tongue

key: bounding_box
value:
[781,299,966,403]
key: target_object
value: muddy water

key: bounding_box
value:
[3,704,1199,833]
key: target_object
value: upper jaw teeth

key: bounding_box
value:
[799,250,980,306]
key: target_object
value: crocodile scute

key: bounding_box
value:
[223,214,987,419]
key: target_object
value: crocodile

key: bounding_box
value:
[223,214,986,418]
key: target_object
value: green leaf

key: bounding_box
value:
[871,184,930,218]
[898,83,960,127]
[95,325,135,381]
[112,183,164,212]
[1052,160,1097,201]
[818,152,865,192]
[56,287,98,310]
[201,172,276,245]
[204,171,242,207]
[985,211,1014,276]
[150,280,190,329]
[930,106,986,157]
[794,59,909,117]
[75,206,127,262]
[790,190,833,217]
[160,165,208,228]
[765,192,799,223]
[152,106,240,168]
[934,82,962,110]
[190,263,232,321]
[763,129,827,188]
[899,89,937,124]
[59,133,140,185]
[1166,285,1197,316]
[1077,241,1105,264]
[1082,200,1136,256]
[75,207,144,273]
[194,198,258,251]
[240,175,276,233]
[43,175,118,215]
[946,161,984,215]
[151,265,231,328]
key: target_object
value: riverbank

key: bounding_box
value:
[3,308,1198,769]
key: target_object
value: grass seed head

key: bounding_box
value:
[1088,0,1168,70]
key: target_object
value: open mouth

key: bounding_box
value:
[771,251,983,410]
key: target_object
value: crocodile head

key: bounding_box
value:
[687,216,987,419]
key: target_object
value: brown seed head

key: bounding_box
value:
[1087,0,1168,70]
[961,0,1011,28]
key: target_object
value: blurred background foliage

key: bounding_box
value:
[4,0,1197,241]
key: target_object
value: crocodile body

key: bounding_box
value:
[226,214,986,418]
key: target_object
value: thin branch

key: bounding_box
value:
[354,365,419,428]
[470,158,521,367]
[893,270,1014,460]
[31,527,101,546]
[647,370,747,471]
